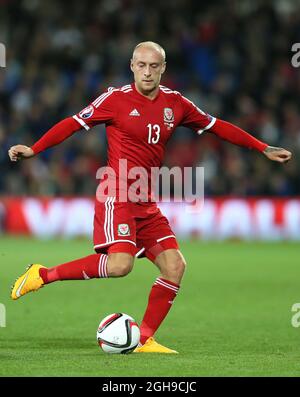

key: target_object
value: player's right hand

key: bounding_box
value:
[8,145,35,162]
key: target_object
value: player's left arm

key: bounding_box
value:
[210,119,292,163]
[261,145,292,163]
[179,95,292,164]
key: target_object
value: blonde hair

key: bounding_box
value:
[132,41,166,62]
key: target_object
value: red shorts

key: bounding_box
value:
[93,197,179,262]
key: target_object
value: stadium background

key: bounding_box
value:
[1,0,300,378]
[0,0,300,240]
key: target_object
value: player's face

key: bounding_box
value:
[131,47,166,95]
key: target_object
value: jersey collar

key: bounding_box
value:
[131,83,161,102]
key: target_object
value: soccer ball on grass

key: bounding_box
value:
[97,313,140,354]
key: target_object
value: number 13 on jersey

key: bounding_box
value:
[147,124,160,144]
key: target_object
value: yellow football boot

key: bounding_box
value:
[11,264,46,300]
[134,337,178,354]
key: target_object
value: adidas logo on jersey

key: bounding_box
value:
[129,109,140,116]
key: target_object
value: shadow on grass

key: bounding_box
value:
[2,337,95,350]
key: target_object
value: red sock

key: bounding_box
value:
[39,253,108,284]
[139,277,180,345]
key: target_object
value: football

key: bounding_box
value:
[96,313,140,354]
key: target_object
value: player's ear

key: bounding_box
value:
[130,59,134,72]
[161,62,166,74]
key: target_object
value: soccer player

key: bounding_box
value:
[8,42,292,353]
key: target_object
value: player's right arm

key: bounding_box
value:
[8,117,81,161]
[8,88,116,162]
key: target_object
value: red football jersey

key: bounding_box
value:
[73,83,216,201]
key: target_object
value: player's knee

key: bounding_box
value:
[116,261,133,277]
[108,254,134,277]
[162,256,187,281]
[170,256,186,277]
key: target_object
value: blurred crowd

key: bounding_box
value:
[0,0,299,197]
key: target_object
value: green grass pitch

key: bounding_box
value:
[1,236,300,377]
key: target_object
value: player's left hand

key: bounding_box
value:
[263,146,292,163]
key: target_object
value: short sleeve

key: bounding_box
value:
[179,94,216,134]
[72,87,117,131]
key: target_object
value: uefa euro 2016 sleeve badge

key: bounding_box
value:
[163,108,174,130]
[79,105,94,119]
